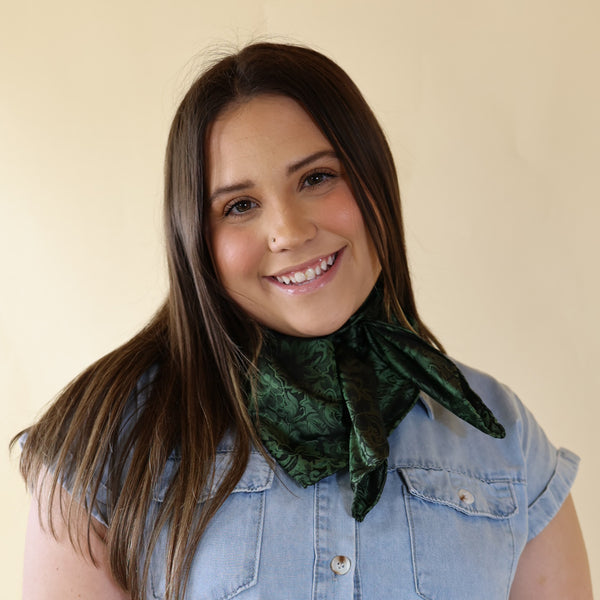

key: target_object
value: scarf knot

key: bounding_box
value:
[250,286,504,521]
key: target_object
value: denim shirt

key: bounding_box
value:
[93,361,578,600]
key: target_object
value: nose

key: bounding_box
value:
[267,202,317,252]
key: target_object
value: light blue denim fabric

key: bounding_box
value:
[92,361,579,599]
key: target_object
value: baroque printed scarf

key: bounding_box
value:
[250,285,505,521]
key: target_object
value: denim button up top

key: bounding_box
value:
[91,361,578,600]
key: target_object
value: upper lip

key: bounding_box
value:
[268,248,342,278]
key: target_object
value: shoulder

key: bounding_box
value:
[447,359,570,459]
[451,359,526,426]
[83,364,162,527]
[123,363,160,422]
[398,358,579,542]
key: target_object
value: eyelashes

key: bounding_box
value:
[300,168,337,189]
[224,198,257,217]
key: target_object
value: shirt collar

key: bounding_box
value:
[418,391,436,420]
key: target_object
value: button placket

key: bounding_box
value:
[313,475,356,595]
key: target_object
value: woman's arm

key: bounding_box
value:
[510,494,593,599]
[23,489,130,600]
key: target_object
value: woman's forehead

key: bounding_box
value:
[206,95,335,188]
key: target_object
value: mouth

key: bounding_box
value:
[272,252,338,286]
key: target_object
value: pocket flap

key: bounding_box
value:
[154,450,274,503]
[399,467,517,518]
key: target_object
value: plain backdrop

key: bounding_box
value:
[2,1,598,597]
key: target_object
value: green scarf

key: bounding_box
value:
[250,286,505,521]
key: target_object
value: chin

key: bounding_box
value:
[284,314,352,338]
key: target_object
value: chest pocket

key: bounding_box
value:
[150,450,274,600]
[398,467,517,600]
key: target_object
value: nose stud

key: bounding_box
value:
[271,237,276,243]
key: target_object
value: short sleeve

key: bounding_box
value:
[456,362,580,544]
[526,447,579,540]
[88,365,159,526]
[19,365,159,528]
[17,430,111,526]
[500,383,580,542]
[90,472,110,527]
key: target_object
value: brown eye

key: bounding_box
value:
[225,199,256,216]
[302,170,336,188]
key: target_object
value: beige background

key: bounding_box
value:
[2,1,598,596]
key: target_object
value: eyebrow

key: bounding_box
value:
[209,180,253,204]
[209,149,338,204]
[286,149,338,175]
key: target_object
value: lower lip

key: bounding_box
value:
[268,248,344,295]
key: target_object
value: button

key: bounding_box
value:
[458,488,475,505]
[330,555,351,575]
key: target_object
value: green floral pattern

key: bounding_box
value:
[250,286,505,521]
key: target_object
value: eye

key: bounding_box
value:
[301,169,336,189]
[224,198,257,217]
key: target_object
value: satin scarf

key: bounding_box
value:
[250,286,505,520]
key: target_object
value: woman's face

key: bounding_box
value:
[207,94,381,337]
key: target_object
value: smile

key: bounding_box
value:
[274,253,338,285]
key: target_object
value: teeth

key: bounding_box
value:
[275,253,337,285]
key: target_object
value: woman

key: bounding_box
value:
[15,42,591,599]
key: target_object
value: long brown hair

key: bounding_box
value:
[13,42,440,599]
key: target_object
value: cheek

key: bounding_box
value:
[321,192,372,244]
[212,229,263,285]
[331,194,381,272]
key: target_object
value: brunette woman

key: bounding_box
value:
[15,42,592,599]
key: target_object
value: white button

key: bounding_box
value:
[330,555,351,575]
[458,488,475,505]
